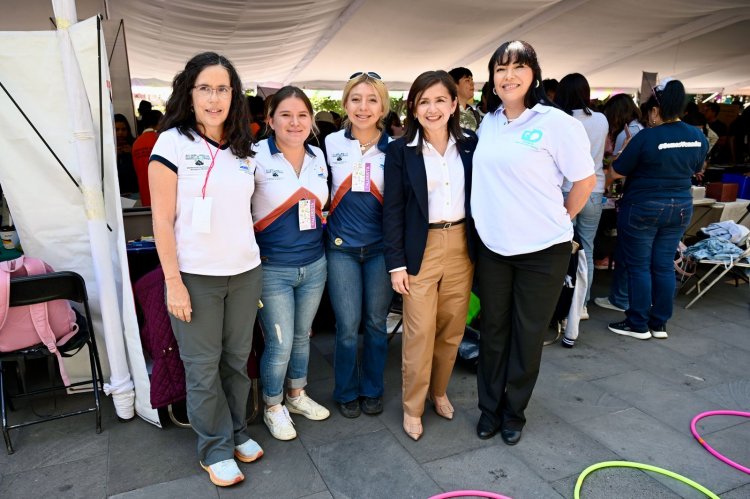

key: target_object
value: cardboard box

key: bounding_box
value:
[705,182,738,202]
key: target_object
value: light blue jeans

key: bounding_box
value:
[326,243,392,403]
[259,255,327,406]
[572,192,604,303]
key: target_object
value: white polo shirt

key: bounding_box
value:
[325,128,390,248]
[251,137,329,266]
[562,108,608,194]
[149,128,261,275]
[407,132,466,223]
[472,104,594,256]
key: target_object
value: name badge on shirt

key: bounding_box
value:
[351,162,371,192]
[192,197,212,233]
[298,199,317,231]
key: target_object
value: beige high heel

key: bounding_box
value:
[429,394,454,420]
[403,414,423,441]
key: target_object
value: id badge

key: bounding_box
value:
[351,162,371,192]
[192,197,213,233]
[298,199,317,231]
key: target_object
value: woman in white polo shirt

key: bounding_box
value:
[325,72,393,419]
[149,52,263,487]
[471,41,596,445]
[252,86,330,441]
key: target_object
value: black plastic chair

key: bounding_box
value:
[0,271,104,454]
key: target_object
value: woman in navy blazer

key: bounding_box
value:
[383,70,476,441]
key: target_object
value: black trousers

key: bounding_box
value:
[477,241,571,431]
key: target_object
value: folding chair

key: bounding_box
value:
[683,203,750,309]
[684,241,750,309]
[0,271,104,454]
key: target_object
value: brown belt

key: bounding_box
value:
[428,218,465,230]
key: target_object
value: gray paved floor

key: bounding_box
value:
[1,272,748,498]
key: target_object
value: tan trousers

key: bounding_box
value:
[401,224,474,417]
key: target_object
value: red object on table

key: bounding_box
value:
[706,182,738,202]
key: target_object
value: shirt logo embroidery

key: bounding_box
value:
[266,168,284,178]
[238,158,254,175]
[516,128,543,150]
[333,152,348,163]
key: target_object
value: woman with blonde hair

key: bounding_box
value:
[325,72,393,418]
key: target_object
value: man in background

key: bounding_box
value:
[449,67,481,131]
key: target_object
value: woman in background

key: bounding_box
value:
[594,94,644,313]
[554,73,609,331]
[607,80,708,340]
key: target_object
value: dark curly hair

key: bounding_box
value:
[159,52,253,158]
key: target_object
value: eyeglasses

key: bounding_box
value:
[349,71,382,80]
[193,85,232,99]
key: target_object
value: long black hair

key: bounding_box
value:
[554,73,592,116]
[486,40,551,113]
[403,70,465,153]
[160,52,253,158]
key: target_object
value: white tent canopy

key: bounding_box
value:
[2,0,750,94]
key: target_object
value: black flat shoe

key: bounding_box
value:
[338,400,361,418]
[360,397,383,415]
[476,415,500,440]
[500,428,522,445]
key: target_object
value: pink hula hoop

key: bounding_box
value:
[690,410,750,475]
[429,491,512,499]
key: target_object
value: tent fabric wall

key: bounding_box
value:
[1,1,749,93]
[0,15,158,426]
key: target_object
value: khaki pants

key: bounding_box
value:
[401,224,473,417]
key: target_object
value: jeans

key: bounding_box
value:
[609,237,629,310]
[572,192,604,303]
[259,255,327,406]
[617,198,692,331]
[327,243,392,403]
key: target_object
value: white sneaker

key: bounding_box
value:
[200,459,244,487]
[594,296,625,312]
[650,325,668,339]
[285,390,331,421]
[580,306,589,320]
[234,437,263,463]
[264,405,297,441]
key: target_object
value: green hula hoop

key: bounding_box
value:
[574,461,720,499]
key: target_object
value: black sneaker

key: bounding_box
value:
[650,325,668,339]
[338,400,361,418]
[561,337,575,348]
[608,320,651,340]
[360,397,383,415]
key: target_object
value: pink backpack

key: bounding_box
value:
[0,256,79,385]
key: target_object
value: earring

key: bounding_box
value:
[492,88,497,96]
[535,79,540,88]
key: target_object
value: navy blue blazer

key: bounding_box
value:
[383,131,477,275]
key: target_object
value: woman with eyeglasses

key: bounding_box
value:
[472,41,595,445]
[149,52,262,487]
[324,72,392,418]
[251,86,330,441]
[383,70,477,441]
[606,79,708,340]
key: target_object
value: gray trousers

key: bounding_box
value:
[169,266,263,465]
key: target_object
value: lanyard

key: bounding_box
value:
[201,138,220,199]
